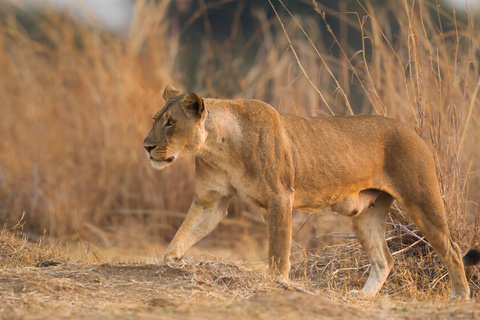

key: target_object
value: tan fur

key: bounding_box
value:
[143,86,472,299]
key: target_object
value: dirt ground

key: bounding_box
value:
[1,258,480,320]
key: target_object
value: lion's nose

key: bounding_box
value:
[144,145,155,153]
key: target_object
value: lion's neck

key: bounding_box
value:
[197,99,242,165]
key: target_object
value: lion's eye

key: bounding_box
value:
[165,119,175,128]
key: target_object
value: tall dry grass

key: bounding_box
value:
[0,0,186,239]
[0,0,478,262]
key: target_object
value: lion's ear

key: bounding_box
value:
[162,85,180,100]
[182,93,205,119]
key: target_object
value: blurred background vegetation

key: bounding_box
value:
[0,0,479,258]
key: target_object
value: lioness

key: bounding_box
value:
[143,85,479,299]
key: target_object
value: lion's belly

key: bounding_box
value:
[292,190,332,212]
[293,188,381,217]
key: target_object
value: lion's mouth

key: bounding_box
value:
[147,153,175,163]
[148,154,176,170]
[149,156,175,163]
[147,150,177,170]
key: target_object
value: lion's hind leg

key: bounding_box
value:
[349,191,394,298]
[401,197,470,300]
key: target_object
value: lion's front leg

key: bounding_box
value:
[164,194,232,261]
[266,195,293,281]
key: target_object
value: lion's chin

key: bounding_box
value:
[150,160,170,170]
[149,157,175,171]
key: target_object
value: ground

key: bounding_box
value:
[1,259,480,319]
[2,222,480,319]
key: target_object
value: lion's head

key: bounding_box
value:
[143,85,207,170]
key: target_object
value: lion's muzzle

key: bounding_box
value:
[144,144,156,153]
[143,144,176,170]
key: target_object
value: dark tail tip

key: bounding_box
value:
[463,249,480,266]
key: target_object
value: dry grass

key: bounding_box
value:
[0,219,67,269]
[1,223,480,320]
[0,0,480,302]
[0,0,186,240]
[291,226,471,301]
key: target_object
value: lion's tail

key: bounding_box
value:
[463,249,480,266]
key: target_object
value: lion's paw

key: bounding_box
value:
[163,255,184,267]
[346,289,372,300]
[346,289,361,298]
[274,279,290,290]
[449,292,471,301]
